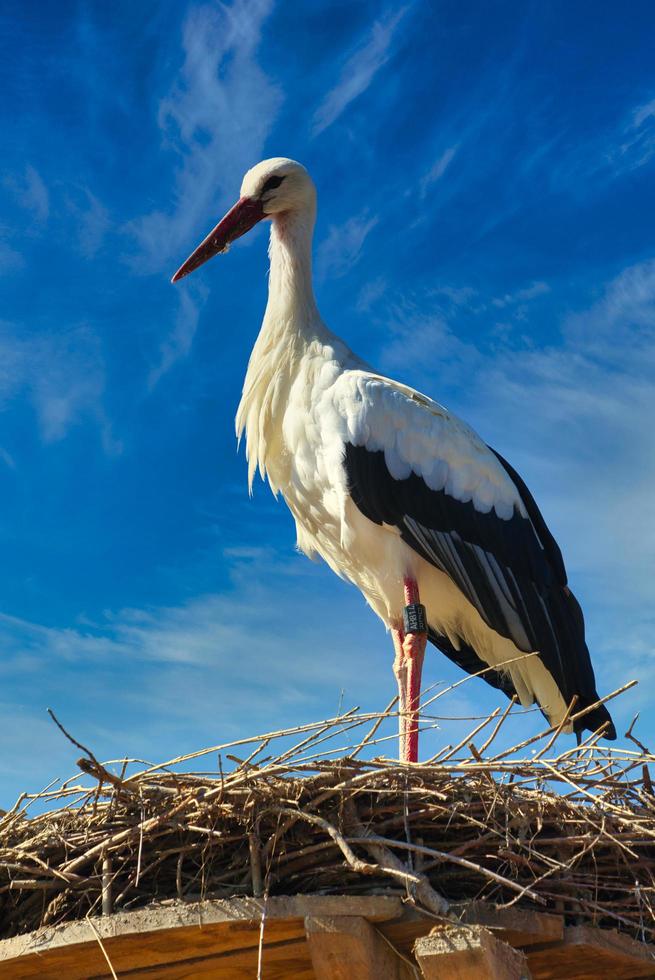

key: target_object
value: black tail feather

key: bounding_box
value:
[427,628,616,740]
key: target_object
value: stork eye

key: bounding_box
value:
[261,175,285,195]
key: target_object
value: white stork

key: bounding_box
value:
[172,157,615,762]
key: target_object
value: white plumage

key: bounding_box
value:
[172,157,615,761]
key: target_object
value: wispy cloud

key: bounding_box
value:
[65,187,111,258]
[4,164,111,258]
[0,321,112,446]
[356,276,387,312]
[129,0,282,273]
[432,285,478,307]
[0,548,352,676]
[419,145,459,198]
[148,283,208,388]
[5,164,49,225]
[566,256,655,347]
[317,210,379,279]
[616,94,655,171]
[632,98,655,129]
[0,447,15,469]
[379,304,482,390]
[492,281,550,309]
[549,92,655,192]
[0,238,24,274]
[312,7,409,136]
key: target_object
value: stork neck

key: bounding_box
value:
[237,202,328,490]
[266,206,319,327]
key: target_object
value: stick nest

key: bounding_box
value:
[1,693,654,942]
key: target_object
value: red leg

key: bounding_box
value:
[403,630,426,763]
[392,577,428,763]
[392,627,408,753]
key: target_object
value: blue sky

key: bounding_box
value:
[1,0,655,802]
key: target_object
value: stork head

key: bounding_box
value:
[171,158,314,283]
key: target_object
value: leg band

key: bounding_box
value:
[403,603,427,634]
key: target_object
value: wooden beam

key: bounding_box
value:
[0,894,402,965]
[414,926,531,980]
[453,901,563,948]
[380,901,563,960]
[526,925,655,979]
[305,915,412,980]
[0,896,403,980]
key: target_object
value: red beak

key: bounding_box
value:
[171,197,265,283]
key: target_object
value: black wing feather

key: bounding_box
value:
[344,442,615,739]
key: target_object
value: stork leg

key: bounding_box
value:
[392,577,427,763]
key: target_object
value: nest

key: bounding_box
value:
[1,681,654,943]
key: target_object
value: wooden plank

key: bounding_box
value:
[0,894,402,976]
[0,919,308,980]
[414,926,531,980]
[526,925,655,979]
[306,915,412,980]
[92,937,315,979]
[454,902,564,948]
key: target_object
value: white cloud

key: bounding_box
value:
[356,276,387,312]
[555,92,655,187]
[379,305,482,390]
[492,281,550,309]
[0,551,368,682]
[420,145,459,198]
[317,211,379,279]
[5,164,49,225]
[148,283,208,388]
[312,7,409,136]
[66,187,111,258]
[614,98,655,172]
[432,285,478,307]
[4,165,111,258]
[0,447,15,469]
[0,321,110,445]
[566,257,655,342]
[24,166,50,223]
[632,97,655,130]
[0,238,24,274]
[129,0,282,273]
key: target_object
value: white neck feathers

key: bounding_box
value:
[235,205,325,490]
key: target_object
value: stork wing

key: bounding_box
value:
[332,371,614,737]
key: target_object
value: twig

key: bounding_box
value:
[86,915,118,980]
[256,889,268,980]
[477,696,518,755]
[626,714,652,756]
[47,709,100,767]
[533,696,579,760]
[429,708,500,763]
[350,695,398,760]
